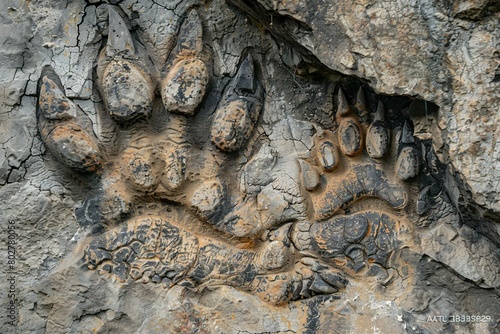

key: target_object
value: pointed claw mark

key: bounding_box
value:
[161,9,208,115]
[366,101,390,159]
[401,120,415,144]
[99,7,154,123]
[337,88,351,116]
[354,86,369,115]
[396,121,420,180]
[177,10,203,56]
[211,53,264,152]
[107,6,135,58]
[38,77,77,120]
[234,54,256,94]
[37,66,102,172]
[396,146,420,181]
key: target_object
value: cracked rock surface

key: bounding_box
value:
[1,0,499,333]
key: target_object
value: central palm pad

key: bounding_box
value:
[314,164,408,221]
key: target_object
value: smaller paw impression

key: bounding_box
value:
[290,87,423,288]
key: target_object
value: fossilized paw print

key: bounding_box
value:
[286,87,424,285]
[35,6,304,305]
[37,6,263,223]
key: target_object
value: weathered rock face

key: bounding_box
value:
[229,0,500,216]
[1,0,499,333]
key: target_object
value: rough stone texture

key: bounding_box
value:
[229,0,500,215]
[1,1,499,334]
